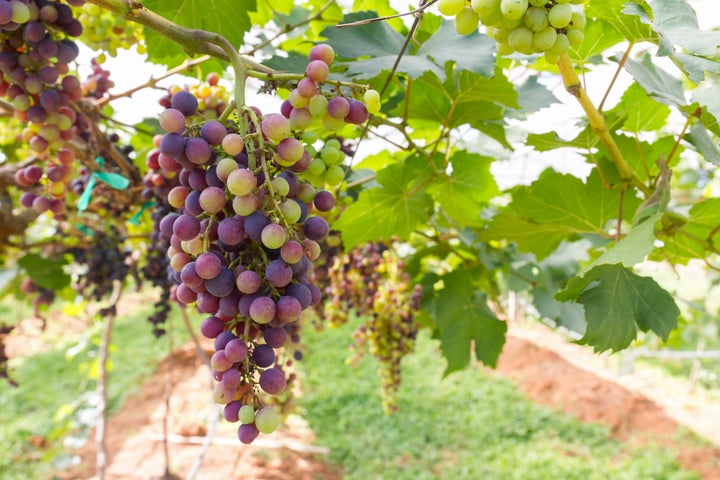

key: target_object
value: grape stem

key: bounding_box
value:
[336,0,438,28]
[556,54,651,196]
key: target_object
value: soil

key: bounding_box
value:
[21,316,720,480]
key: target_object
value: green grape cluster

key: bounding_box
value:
[438,0,586,64]
[322,242,422,413]
[300,132,346,188]
[73,2,145,57]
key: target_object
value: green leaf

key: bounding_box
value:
[692,76,720,128]
[428,269,507,374]
[248,0,294,25]
[142,0,255,66]
[514,76,559,116]
[262,51,311,74]
[401,69,517,129]
[617,83,671,133]
[685,121,720,166]
[427,152,498,228]
[555,264,679,352]
[18,254,70,291]
[654,198,720,262]
[588,0,656,43]
[333,156,433,249]
[623,53,686,108]
[479,170,641,260]
[645,0,720,58]
[321,15,495,80]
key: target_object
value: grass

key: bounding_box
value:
[298,317,702,480]
[0,298,188,480]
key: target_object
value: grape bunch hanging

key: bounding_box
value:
[321,242,422,413]
[157,44,380,443]
[439,0,586,64]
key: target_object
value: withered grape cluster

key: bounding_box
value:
[322,242,422,413]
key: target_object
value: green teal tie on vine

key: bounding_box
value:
[77,157,131,213]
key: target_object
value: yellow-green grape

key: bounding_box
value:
[555,0,571,3]
[508,26,534,54]
[455,7,480,35]
[498,14,523,29]
[523,6,548,31]
[548,3,572,28]
[548,33,570,55]
[567,27,584,47]
[438,0,466,16]
[528,0,547,6]
[75,3,144,56]
[471,0,501,17]
[533,26,557,51]
[497,41,514,55]
[571,11,586,29]
[325,164,345,186]
[364,89,381,114]
[544,50,560,64]
[308,158,327,176]
[570,0,585,4]
[494,28,511,44]
[500,0,528,20]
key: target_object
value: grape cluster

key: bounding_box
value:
[439,0,586,63]
[82,55,114,99]
[69,226,130,303]
[156,84,336,443]
[16,148,73,214]
[321,242,422,413]
[159,73,229,120]
[73,2,145,57]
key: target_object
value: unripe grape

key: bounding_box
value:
[455,7,480,35]
[567,28,584,47]
[238,404,256,424]
[261,223,287,249]
[308,94,328,117]
[533,26,557,51]
[528,0,547,5]
[548,3,572,28]
[548,33,570,55]
[571,11,586,29]
[261,113,291,142]
[222,133,245,155]
[471,0,501,17]
[438,0,465,16]
[508,26,534,54]
[226,168,256,196]
[500,0,528,20]
[255,406,281,434]
[523,6,548,31]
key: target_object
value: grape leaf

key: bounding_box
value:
[555,264,679,352]
[320,14,495,80]
[617,83,671,133]
[588,0,655,43]
[685,122,720,166]
[248,0,294,25]
[427,152,498,228]
[653,198,720,263]
[569,20,624,64]
[142,0,255,66]
[479,170,641,260]
[426,269,506,374]
[401,69,517,129]
[18,254,70,291]
[623,53,686,108]
[645,0,720,58]
[333,156,433,249]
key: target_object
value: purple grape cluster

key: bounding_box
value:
[156,89,333,443]
[82,55,114,99]
[321,242,422,413]
[69,225,130,303]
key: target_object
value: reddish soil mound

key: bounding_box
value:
[496,335,720,480]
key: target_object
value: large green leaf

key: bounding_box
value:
[646,0,720,58]
[685,121,720,166]
[18,254,70,291]
[320,14,495,80]
[653,198,720,263]
[555,264,679,352]
[333,156,433,249]
[569,19,625,64]
[623,53,686,108]
[587,0,655,43]
[426,269,507,374]
[479,170,641,260]
[401,69,517,129]
[427,152,498,228]
[617,83,671,133]
[142,0,255,66]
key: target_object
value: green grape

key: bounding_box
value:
[548,3,572,28]
[523,6,548,31]
[321,146,342,165]
[533,26,557,51]
[571,11,586,29]
[548,33,570,55]
[308,157,326,176]
[308,94,328,117]
[494,27,511,44]
[528,0,547,6]
[479,8,504,26]
[325,164,345,186]
[544,50,560,64]
[500,0,528,20]
[567,27,584,47]
[498,15,523,29]
[497,41,515,55]
[508,25,534,54]
[471,0,501,17]
[364,89,381,105]
[302,130,319,144]
[455,7,480,35]
[438,0,466,16]
[570,0,585,4]
[555,0,571,3]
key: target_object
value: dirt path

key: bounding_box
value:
[498,322,720,480]
[56,322,720,480]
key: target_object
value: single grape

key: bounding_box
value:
[255,406,281,434]
[222,133,245,155]
[508,25,534,54]
[533,26,557,51]
[548,3,572,28]
[237,423,260,444]
[305,60,329,82]
[261,113,291,142]
[253,344,275,368]
[263,327,288,348]
[308,44,335,65]
[455,7,480,35]
[261,223,287,250]
[225,339,248,363]
[567,27,584,47]
[327,96,350,119]
[238,404,256,424]
[308,94,329,117]
[249,296,276,324]
[523,6,548,31]
[438,0,465,16]
[259,368,286,395]
[500,0,528,20]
